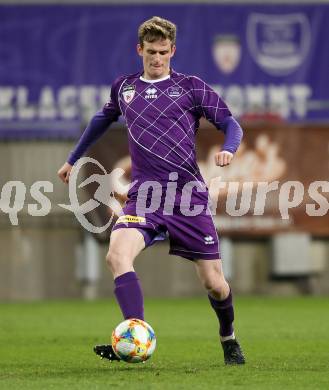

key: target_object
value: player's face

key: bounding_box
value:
[137,39,176,80]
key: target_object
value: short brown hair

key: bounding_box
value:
[138,16,177,47]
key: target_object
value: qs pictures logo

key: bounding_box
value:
[59,157,134,233]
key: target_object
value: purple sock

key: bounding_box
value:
[114,271,144,320]
[208,289,234,337]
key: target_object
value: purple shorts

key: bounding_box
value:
[112,200,220,261]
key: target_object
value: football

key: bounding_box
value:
[111,318,156,363]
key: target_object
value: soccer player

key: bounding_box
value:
[58,16,245,365]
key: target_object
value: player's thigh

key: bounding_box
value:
[108,228,146,265]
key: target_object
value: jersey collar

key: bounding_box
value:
[139,74,170,83]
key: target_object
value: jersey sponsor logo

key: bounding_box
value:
[122,85,136,103]
[204,235,215,245]
[167,86,183,97]
[116,215,146,224]
[145,87,158,99]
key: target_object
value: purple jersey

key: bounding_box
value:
[68,69,242,204]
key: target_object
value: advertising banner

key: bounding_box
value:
[1,4,329,138]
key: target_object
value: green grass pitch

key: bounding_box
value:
[1,297,328,389]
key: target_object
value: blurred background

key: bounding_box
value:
[0,0,328,301]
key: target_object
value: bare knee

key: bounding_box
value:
[105,229,144,277]
[105,243,132,274]
[203,277,229,300]
[195,261,230,300]
[106,246,123,271]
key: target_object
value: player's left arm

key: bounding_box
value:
[191,77,243,167]
[214,116,243,166]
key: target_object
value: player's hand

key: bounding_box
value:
[214,151,233,167]
[57,162,73,184]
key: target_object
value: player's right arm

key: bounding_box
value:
[57,77,123,184]
[57,162,73,184]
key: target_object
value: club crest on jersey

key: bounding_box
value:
[122,85,135,103]
[145,87,158,99]
[167,86,183,98]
